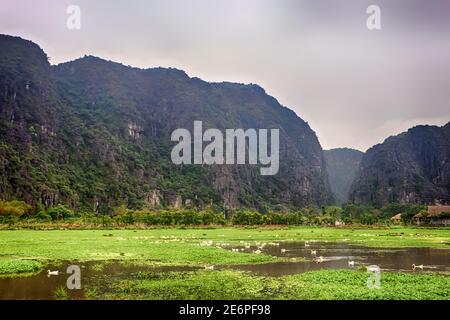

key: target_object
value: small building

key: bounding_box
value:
[427,206,450,226]
[413,212,423,225]
[390,213,402,222]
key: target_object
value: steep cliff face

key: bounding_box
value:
[0,35,68,207]
[324,148,364,205]
[349,123,450,206]
[0,35,333,212]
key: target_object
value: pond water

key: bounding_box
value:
[223,242,450,276]
[0,242,448,299]
[0,262,199,300]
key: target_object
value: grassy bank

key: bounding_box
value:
[88,269,450,300]
[0,259,42,277]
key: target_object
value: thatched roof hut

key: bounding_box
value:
[427,206,450,226]
[427,205,450,216]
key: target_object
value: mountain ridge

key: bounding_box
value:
[0,34,333,212]
[350,122,450,206]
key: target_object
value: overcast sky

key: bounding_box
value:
[1,0,449,151]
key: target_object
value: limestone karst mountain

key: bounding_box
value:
[0,34,333,212]
[350,123,450,206]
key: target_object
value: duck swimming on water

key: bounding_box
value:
[314,256,325,263]
[47,270,59,277]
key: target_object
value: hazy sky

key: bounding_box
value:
[1,0,449,151]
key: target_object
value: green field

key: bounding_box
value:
[90,269,450,300]
[0,226,449,299]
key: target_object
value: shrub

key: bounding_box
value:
[36,211,52,221]
[231,209,265,225]
[143,212,161,225]
[113,206,135,224]
[43,205,75,221]
[439,211,450,219]
[0,200,32,224]
[267,213,285,225]
[319,214,335,225]
[0,200,32,217]
[139,208,225,226]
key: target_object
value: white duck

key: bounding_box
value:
[47,270,59,277]
[314,256,325,263]
[348,260,355,267]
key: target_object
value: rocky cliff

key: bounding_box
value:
[0,35,333,212]
[349,123,450,206]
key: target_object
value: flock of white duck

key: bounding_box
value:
[200,239,434,272]
[45,239,435,276]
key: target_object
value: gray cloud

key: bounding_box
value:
[1,0,449,151]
